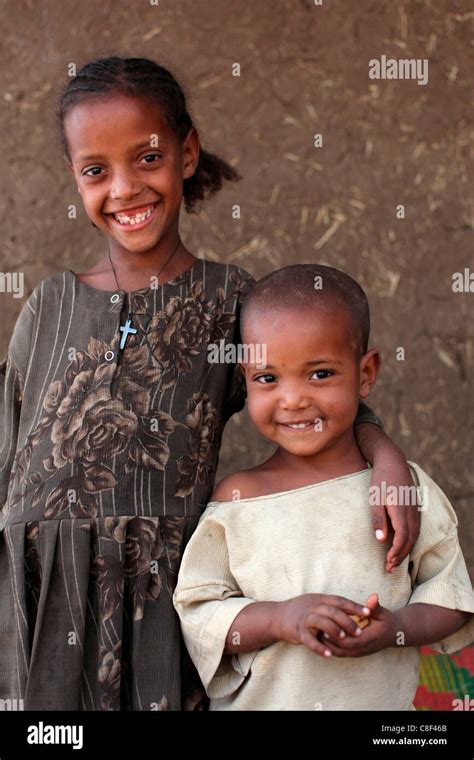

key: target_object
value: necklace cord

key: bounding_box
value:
[108,237,182,348]
[108,237,182,296]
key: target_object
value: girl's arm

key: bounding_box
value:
[354,409,420,574]
[0,294,36,514]
[0,357,22,511]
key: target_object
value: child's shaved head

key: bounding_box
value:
[241,264,370,358]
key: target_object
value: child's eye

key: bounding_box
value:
[82,154,161,177]
[312,369,334,380]
[141,154,162,164]
[254,374,277,384]
[83,166,103,177]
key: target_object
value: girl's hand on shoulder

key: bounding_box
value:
[320,594,397,658]
[370,447,421,573]
[276,593,372,658]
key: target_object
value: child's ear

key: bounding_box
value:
[182,127,200,179]
[359,349,380,398]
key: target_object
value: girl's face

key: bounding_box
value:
[65,93,199,255]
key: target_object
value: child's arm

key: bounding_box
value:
[0,357,21,509]
[393,603,472,647]
[0,295,36,513]
[323,465,474,657]
[224,594,371,657]
[173,510,369,695]
[173,507,263,699]
[354,406,420,574]
[320,594,473,657]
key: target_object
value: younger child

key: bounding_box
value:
[173,264,474,710]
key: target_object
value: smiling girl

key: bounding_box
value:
[0,56,419,711]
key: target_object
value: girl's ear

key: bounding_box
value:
[359,348,380,398]
[182,127,200,179]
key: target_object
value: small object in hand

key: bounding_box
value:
[349,614,370,629]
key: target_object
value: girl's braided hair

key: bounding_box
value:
[57,56,241,213]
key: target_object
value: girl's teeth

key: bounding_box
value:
[114,206,154,224]
[288,422,310,428]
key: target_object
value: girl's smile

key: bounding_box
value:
[64,93,200,261]
[106,200,162,232]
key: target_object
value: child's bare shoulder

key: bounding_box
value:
[210,467,269,502]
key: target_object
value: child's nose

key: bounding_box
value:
[278,388,312,409]
[110,169,143,199]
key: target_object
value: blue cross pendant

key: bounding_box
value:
[119,317,138,350]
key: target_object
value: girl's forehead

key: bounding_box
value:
[65,94,175,154]
[65,94,170,135]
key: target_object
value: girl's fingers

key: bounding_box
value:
[385,509,410,566]
[372,502,389,542]
[406,503,421,550]
[386,506,420,568]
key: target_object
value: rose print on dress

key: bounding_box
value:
[146,281,213,387]
[7,271,244,517]
[98,642,122,711]
[90,516,186,622]
[175,393,219,498]
[10,337,175,518]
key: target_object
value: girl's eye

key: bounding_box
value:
[82,154,162,177]
[312,369,333,380]
[141,154,162,164]
[255,374,276,384]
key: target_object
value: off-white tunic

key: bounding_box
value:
[173,463,474,710]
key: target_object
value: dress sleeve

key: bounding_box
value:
[0,356,23,511]
[173,506,259,699]
[0,291,37,511]
[406,463,474,654]
[354,400,384,429]
[222,268,257,423]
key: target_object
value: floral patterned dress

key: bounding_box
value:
[0,258,256,710]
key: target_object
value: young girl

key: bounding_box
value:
[0,56,418,711]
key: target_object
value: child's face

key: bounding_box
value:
[65,94,199,254]
[239,306,379,459]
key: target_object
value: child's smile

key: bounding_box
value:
[239,305,379,468]
[64,93,199,257]
[106,200,162,232]
[279,420,316,429]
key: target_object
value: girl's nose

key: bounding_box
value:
[110,170,143,199]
